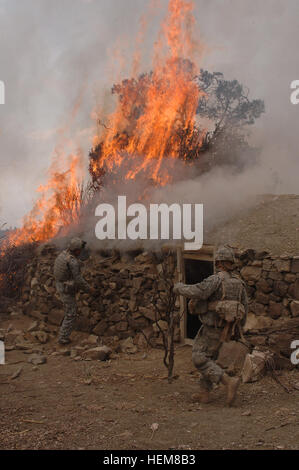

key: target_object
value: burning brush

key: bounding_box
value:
[0,0,264,299]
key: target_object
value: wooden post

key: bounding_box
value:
[176,246,187,344]
[176,244,215,345]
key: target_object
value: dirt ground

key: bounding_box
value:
[0,314,298,451]
[207,194,299,255]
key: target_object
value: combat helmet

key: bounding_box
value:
[68,237,86,253]
[215,245,235,264]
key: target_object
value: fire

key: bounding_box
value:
[90,0,205,187]
[4,0,205,249]
[5,153,84,248]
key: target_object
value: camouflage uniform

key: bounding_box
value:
[54,242,90,343]
[174,249,248,392]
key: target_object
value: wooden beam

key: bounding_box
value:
[183,253,214,262]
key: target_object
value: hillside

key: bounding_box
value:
[206,194,299,255]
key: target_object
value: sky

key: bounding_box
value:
[0,0,298,227]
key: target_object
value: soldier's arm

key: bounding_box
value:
[174,274,221,300]
[68,258,91,292]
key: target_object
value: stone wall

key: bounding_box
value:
[235,249,299,366]
[21,244,299,364]
[22,244,180,348]
[235,249,299,321]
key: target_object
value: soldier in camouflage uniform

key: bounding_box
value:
[54,238,92,345]
[173,246,248,406]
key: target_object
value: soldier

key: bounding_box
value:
[173,245,248,406]
[54,237,92,345]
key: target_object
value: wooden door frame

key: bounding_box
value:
[177,245,215,345]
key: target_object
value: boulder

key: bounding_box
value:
[120,337,137,354]
[15,336,39,350]
[243,313,273,332]
[273,281,289,297]
[291,258,299,273]
[268,272,283,281]
[217,341,249,372]
[284,273,296,283]
[153,320,168,332]
[273,259,291,272]
[53,348,70,357]
[255,292,269,305]
[27,321,39,332]
[5,330,23,344]
[256,279,272,294]
[241,266,262,282]
[82,346,112,361]
[115,321,129,332]
[268,332,294,357]
[250,302,267,316]
[110,313,123,323]
[242,350,272,383]
[290,301,299,317]
[28,354,47,365]
[138,307,156,322]
[268,301,283,319]
[86,334,99,345]
[132,277,143,290]
[132,333,144,348]
[31,278,39,289]
[248,336,267,347]
[252,260,262,267]
[269,293,281,303]
[263,260,273,271]
[33,331,49,344]
[92,320,108,336]
[129,317,149,330]
[135,326,155,347]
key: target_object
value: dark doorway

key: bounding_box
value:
[185,259,214,339]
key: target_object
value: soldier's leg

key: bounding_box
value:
[58,294,77,343]
[221,373,241,407]
[192,326,224,394]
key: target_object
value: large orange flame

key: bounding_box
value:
[5,152,84,248]
[4,0,204,249]
[91,0,205,186]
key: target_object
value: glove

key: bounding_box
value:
[188,299,197,315]
[173,282,184,295]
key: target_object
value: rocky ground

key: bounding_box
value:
[0,312,298,450]
[207,194,299,256]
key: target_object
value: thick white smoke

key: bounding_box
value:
[0,0,298,232]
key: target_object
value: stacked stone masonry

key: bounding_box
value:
[21,244,299,364]
[21,244,180,348]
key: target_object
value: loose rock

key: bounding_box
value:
[82,346,112,361]
[28,354,47,365]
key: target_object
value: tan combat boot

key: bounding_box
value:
[192,389,211,404]
[198,389,211,404]
[221,373,240,407]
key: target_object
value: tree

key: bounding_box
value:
[196,70,265,131]
[194,70,265,169]
[137,253,182,383]
[89,65,265,186]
